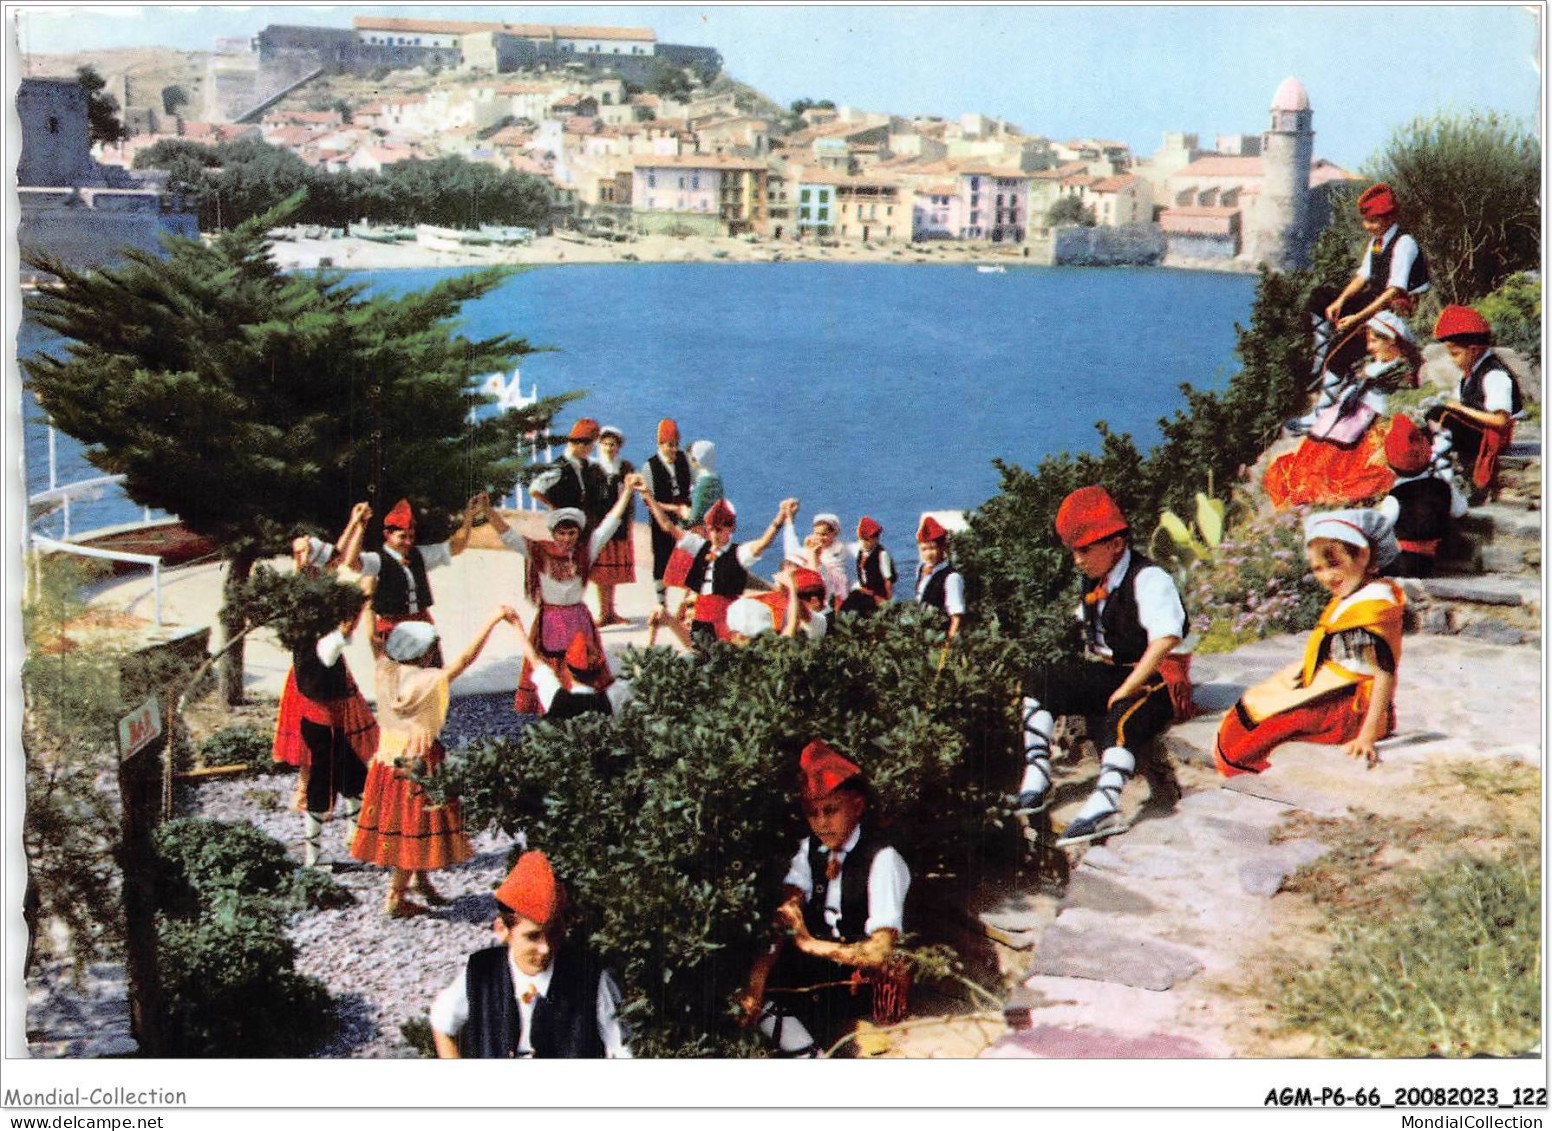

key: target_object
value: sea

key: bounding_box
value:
[21,262,1256,572]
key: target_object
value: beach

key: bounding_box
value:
[265,229,1046,272]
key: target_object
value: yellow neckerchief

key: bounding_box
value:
[1299,578,1406,688]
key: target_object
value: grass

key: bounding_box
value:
[1264,783,1541,1057]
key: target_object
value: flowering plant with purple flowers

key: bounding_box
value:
[1185,505,1327,653]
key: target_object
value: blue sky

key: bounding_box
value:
[12,4,1542,167]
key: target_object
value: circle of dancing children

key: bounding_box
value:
[429,850,631,1058]
[739,741,910,1056]
[349,605,512,917]
[1425,304,1525,503]
[273,502,377,868]
[1015,486,1190,846]
[1214,508,1403,776]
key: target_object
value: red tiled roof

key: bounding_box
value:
[632,154,766,171]
[1088,174,1139,193]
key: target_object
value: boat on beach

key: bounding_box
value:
[976,265,1008,275]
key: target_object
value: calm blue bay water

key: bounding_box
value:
[22,263,1255,565]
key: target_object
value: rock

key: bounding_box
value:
[1026,924,1204,991]
[1461,619,1525,647]
[1238,838,1327,897]
[1186,815,1270,847]
[980,895,1050,937]
[1421,606,1458,635]
[1078,845,1128,872]
[1060,870,1158,916]
[1406,576,1528,607]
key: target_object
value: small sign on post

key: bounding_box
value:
[118,696,163,762]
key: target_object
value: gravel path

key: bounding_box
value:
[180,692,534,1058]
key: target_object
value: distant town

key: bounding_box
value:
[20,12,1359,273]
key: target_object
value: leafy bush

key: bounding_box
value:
[440,606,1025,1056]
[151,818,342,1055]
[1279,849,1540,1056]
[1183,506,1326,653]
[1475,272,1541,367]
[198,724,281,774]
[155,899,334,1057]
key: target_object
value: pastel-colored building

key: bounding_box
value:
[631,155,766,236]
[911,183,962,241]
[959,168,1029,242]
[794,181,837,237]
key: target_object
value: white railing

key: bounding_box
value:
[28,534,163,627]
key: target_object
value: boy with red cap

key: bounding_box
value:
[738,740,910,1056]
[771,565,830,640]
[1425,305,1524,499]
[841,515,896,615]
[643,419,693,611]
[1324,183,1431,337]
[530,418,610,528]
[1017,485,1189,846]
[640,491,798,651]
[352,493,485,666]
[506,612,634,721]
[430,851,631,1058]
[1379,414,1467,578]
[914,516,965,641]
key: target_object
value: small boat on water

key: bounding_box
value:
[976,265,1008,275]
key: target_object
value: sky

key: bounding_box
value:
[9,3,1544,169]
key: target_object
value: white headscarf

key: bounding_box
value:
[689,440,717,473]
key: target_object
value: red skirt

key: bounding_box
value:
[1264,428,1395,510]
[1213,688,1394,777]
[349,741,472,871]
[272,669,378,769]
[591,533,636,585]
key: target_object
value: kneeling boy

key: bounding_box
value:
[430,851,631,1058]
[1016,486,1189,845]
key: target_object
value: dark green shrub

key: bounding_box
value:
[198,724,281,774]
[155,899,334,1057]
[441,606,1025,1056]
[400,1015,436,1058]
[152,819,295,917]
[1475,272,1541,367]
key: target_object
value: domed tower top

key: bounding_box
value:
[1271,76,1310,112]
[1268,76,1312,134]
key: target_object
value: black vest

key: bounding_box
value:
[646,451,693,507]
[803,827,890,944]
[545,687,613,722]
[684,542,748,596]
[542,458,610,525]
[857,545,894,594]
[1461,355,1523,417]
[459,945,608,1059]
[371,547,433,616]
[1389,476,1454,543]
[1082,550,1177,667]
[292,640,350,702]
[1362,229,1430,303]
[917,563,959,613]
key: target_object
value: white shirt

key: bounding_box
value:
[1357,225,1427,294]
[530,663,633,714]
[1462,352,1519,417]
[1080,548,1187,657]
[674,531,761,596]
[357,542,454,615]
[783,826,909,938]
[315,628,349,668]
[800,611,829,642]
[430,952,632,1058]
[499,515,621,605]
[915,561,966,616]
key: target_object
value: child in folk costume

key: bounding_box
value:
[590,425,636,627]
[685,439,726,527]
[738,741,910,1056]
[1424,305,1525,501]
[430,851,631,1059]
[782,509,850,610]
[643,419,693,611]
[777,567,831,641]
[1215,509,1404,776]
[530,418,610,525]
[1319,182,1431,374]
[914,516,966,642]
[840,516,896,616]
[506,611,634,722]
[1267,312,1419,509]
[1016,487,1191,846]
[482,477,645,715]
[353,494,483,666]
[641,493,797,651]
[273,502,377,868]
[351,608,513,917]
[649,593,776,651]
[1379,415,1467,579]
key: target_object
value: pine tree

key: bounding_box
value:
[24,192,575,703]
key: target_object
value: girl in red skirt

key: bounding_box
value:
[351,606,513,918]
[591,425,637,626]
[1214,508,1404,777]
